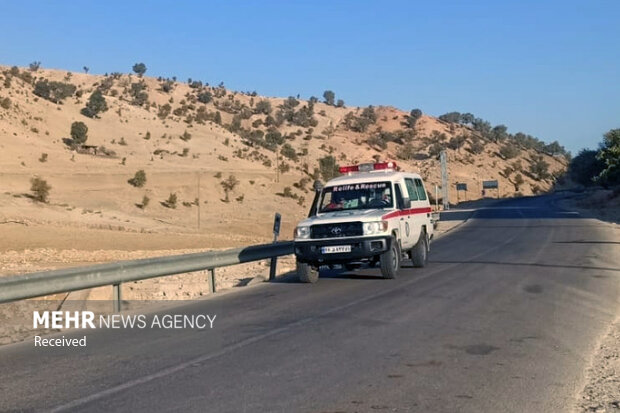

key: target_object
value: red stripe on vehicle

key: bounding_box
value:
[382,207,432,220]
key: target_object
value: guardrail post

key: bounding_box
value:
[269,213,281,281]
[113,283,122,312]
[209,269,216,293]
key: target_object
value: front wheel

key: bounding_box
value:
[411,231,429,268]
[380,237,400,279]
[297,261,319,283]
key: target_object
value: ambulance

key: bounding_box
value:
[294,161,434,283]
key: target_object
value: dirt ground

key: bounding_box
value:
[560,192,620,412]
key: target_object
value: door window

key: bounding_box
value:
[405,178,418,201]
[414,179,427,201]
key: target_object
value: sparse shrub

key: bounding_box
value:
[336,99,345,108]
[214,172,222,178]
[158,104,171,119]
[29,61,41,72]
[0,97,11,109]
[530,155,550,180]
[144,131,151,140]
[499,143,520,159]
[164,192,177,208]
[428,143,444,158]
[318,155,339,181]
[468,140,484,154]
[180,130,192,141]
[30,177,51,202]
[221,175,239,202]
[130,82,148,106]
[128,170,147,187]
[39,153,48,163]
[118,137,127,146]
[140,195,150,209]
[513,174,524,191]
[281,143,298,161]
[254,100,272,115]
[81,90,108,118]
[181,148,190,157]
[70,121,88,145]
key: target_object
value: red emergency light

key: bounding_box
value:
[338,161,397,174]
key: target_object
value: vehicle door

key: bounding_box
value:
[394,181,414,249]
[413,177,432,239]
[404,177,423,245]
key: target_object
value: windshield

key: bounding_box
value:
[319,181,393,213]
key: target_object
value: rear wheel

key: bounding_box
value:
[380,237,400,279]
[411,231,428,268]
[297,261,319,283]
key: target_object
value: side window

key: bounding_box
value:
[405,178,418,201]
[414,178,427,201]
[394,184,405,210]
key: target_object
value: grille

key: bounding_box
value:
[311,222,363,239]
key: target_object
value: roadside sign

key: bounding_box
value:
[456,183,467,191]
[482,180,498,189]
[273,213,281,237]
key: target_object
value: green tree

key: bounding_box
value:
[132,62,147,77]
[336,99,345,108]
[81,90,108,118]
[569,149,604,186]
[70,121,88,145]
[438,112,461,123]
[197,91,212,104]
[596,128,620,186]
[406,109,422,128]
[323,90,335,106]
[33,80,76,103]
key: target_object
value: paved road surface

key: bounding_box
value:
[1,194,618,412]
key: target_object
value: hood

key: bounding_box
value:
[297,208,391,227]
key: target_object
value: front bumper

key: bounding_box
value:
[295,236,391,265]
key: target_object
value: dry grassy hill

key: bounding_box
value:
[0,65,567,256]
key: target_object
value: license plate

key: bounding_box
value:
[321,245,351,254]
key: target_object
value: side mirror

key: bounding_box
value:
[402,198,411,210]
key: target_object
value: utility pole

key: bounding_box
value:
[440,150,449,210]
[197,172,201,230]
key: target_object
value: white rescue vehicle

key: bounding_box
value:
[294,161,434,283]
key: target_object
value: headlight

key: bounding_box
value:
[295,226,311,239]
[363,221,388,235]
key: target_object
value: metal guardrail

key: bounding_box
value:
[0,241,295,308]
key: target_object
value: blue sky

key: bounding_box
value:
[1,1,618,154]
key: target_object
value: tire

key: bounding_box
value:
[380,237,400,279]
[411,231,428,268]
[344,263,356,271]
[297,261,319,283]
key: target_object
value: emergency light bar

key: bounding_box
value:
[339,161,397,174]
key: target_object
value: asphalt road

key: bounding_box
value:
[1,194,619,412]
